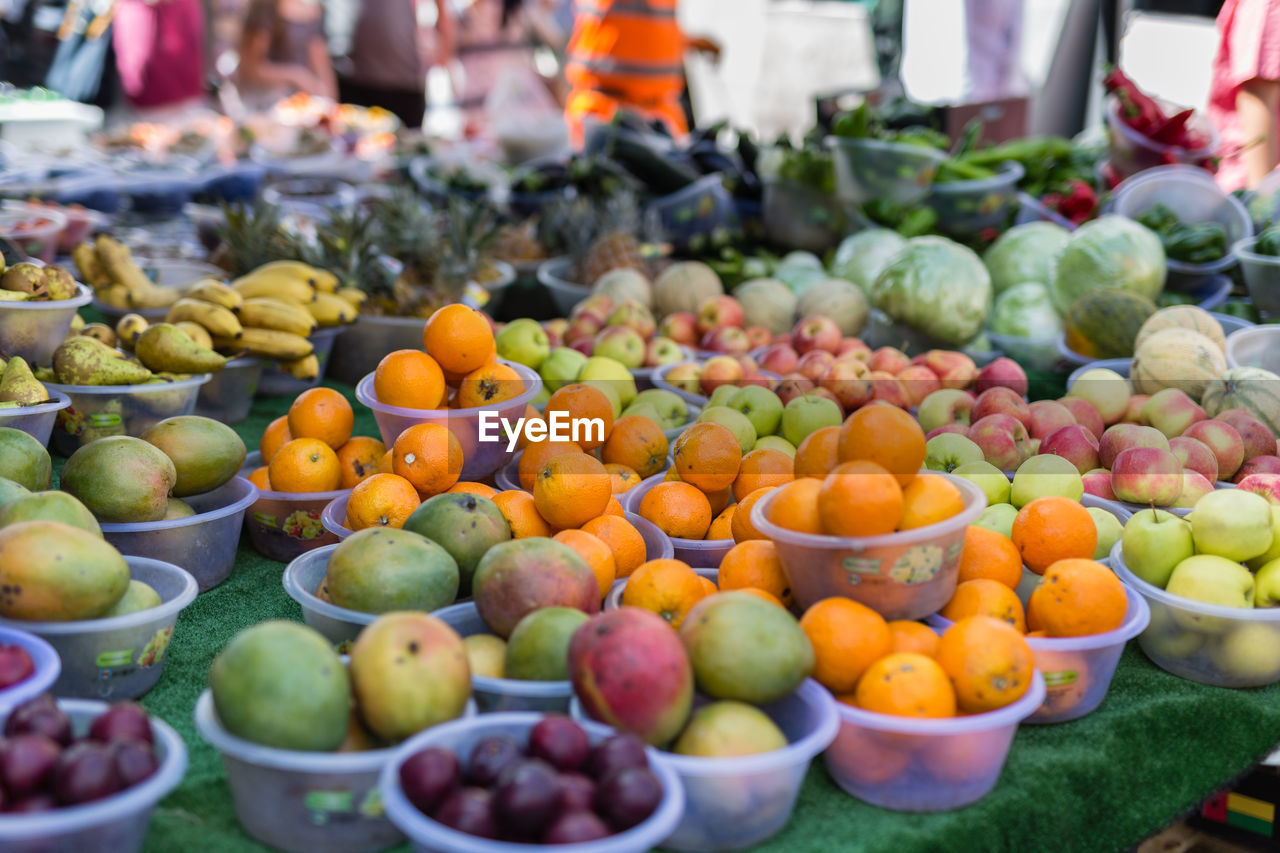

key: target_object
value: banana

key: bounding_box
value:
[279,354,320,380]
[174,321,215,350]
[335,287,367,308]
[232,271,317,304]
[95,234,153,292]
[213,327,313,360]
[167,298,243,339]
[238,297,317,337]
[95,285,132,308]
[127,286,181,310]
[0,290,29,302]
[71,243,109,288]
[187,279,243,312]
[307,291,358,326]
[251,260,338,293]
[115,314,149,351]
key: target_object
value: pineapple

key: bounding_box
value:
[214,202,289,275]
[286,206,397,307]
[581,193,648,285]
[490,219,545,264]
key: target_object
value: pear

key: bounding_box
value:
[80,323,117,348]
[69,313,86,334]
[42,265,78,301]
[134,324,227,374]
[0,263,47,297]
[164,498,196,520]
[116,314,148,352]
[33,366,56,383]
[0,357,49,405]
[53,337,152,386]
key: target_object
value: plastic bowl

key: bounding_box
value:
[0,203,67,263]
[1111,542,1280,687]
[1067,358,1131,389]
[262,178,358,223]
[985,330,1063,372]
[257,325,343,396]
[120,171,199,217]
[380,711,684,853]
[927,161,1025,238]
[1234,236,1280,318]
[536,255,592,316]
[46,373,211,457]
[1105,98,1218,179]
[100,477,258,592]
[651,362,780,409]
[91,259,225,323]
[0,389,71,446]
[622,474,733,569]
[761,178,847,254]
[0,625,60,714]
[633,348,697,392]
[328,315,429,386]
[824,671,1045,812]
[0,282,92,367]
[0,556,197,700]
[197,161,268,204]
[0,698,187,853]
[195,357,264,424]
[646,174,741,255]
[356,361,542,482]
[751,473,987,619]
[1224,321,1280,374]
[1013,192,1076,230]
[239,450,347,562]
[827,137,946,207]
[605,568,715,611]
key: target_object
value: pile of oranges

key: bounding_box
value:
[249,387,373,494]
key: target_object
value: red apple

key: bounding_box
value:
[699,355,744,395]
[571,294,614,325]
[1182,419,1245,481]
[1040,424,1100,474]
[1057,397,1105,441]
[974,357,1028,397]
[1098,423,1170,469]
[791,316,842,355]
[739,372,777,390]
[796,350,835,381]
[926,424,970,439]
[1141,388,1206,438]
[756,343,799,375]
[606,301,656,339]
[917,350,978,390]
[700,326,750,355]
[1026,400,1077,440]
[1215,409,1277,462]
[969,413,1033,471]
[735,354,760,376]
[696,295,745,334]
[809,386,841,407]
[836,338,872,360]
[663,362,702,395]
[868,346,911,375]
[820,360,872,411]
[1172,470,1215,509]
[566,314,603,344]
[744,326,773,349]
[971,386,1032,429]
[570,337,594,355]
[894,365,941,407]
[1236,473,1280,505]
[1121,394,1149,425]
[1234,455,1280,483]
[1082,468,1117,500]
[542,318,568,348]
[657,312,699,346]
[1169,436,1220,484]
[1111,447,1183,505]
[776,376,816,405]
[869,371,911,409]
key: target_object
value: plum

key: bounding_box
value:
[399,747,459,815]
[0,644,35,689]
[544,810,612,844]
[0,734,61,798]
[556,772,596,812]
[7,793,56,813]
[465,735,521,787]
[527,716,590,771]
[493,758,559,839]
[433,787,498,839]
[4,695,72,746]
[88,703,153,746]
[596,767,663,830]
[109,739,158,789]
[54,742,121,805]
[586,734,649,780]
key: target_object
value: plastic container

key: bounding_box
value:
[606,568,715,611]
[0,282,92,367]
[0,202,67,262]
[651,361,709,407]
[54,206,106,253]
[356,361,542,482]
[282,543,378,644]
[1067,358,1132,389]
[926,161,1025,238]
[121,171,199,217]
[1013,192,1076,230]
[257,325,343,396]
[100,477,258,592]
[380,711,684,853]
[751,474,986,620]
[633,349,696,392]
[195,357,264,423]
[761,178,847,254]
[328,315,429,386]
[46,373,211,457]
[622,474,733,569]
[1111,542,1280,687]
[1105,98,1218,179]
[197,161,268,204]
[1234,236,1280,318]
[0,389,71,446]
[92,258,225,323]
[0,556,197,700]
[262,178,358,223]
[646,174,741,255]
[985,330,1062,372]
[239,451,347,562]
[536,256,591,316]
[0,625,60,714]
[827,137,946,206]
[824,671,1045,812]
[0,698,187,853]
[1225,324,1280,373]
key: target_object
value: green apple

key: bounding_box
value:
[697,405,757,454]
[972,503,1018,539]
[1143,604,1204,659]
[579,356,637,406]
[1246,507,1280,570]
[780,395,843,447]
[953,460,1011,507]
[1009,454,1084,508]
[1255,558,1280,607]
[917,389,975,434]
[1209,622,1280,682]
[581,379,622,418]
[925,434,983,474]
[1087,507,1124,561]
[1188,490,1274,562]
[495,318,550,369]
[754,435,797,457]
[630,389,688,431]
[1166,555,1255,633]
[620,402,662,427]
[706,384,738,409]
[531,386,551,407]
[727,385,784,438]
[1120,509,1193,589]
[540,347,588,392]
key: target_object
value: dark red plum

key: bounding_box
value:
[7,793,56,813]
[596,767,663,830]
[54,742,121,805]
[493,758,559,839]
[109,739,158,788]
[89,703,154,746]
[400,747,460,815]
[433,787,499,839]
[556,771,596,812]
[0,734,61,798]
[465,735,521,787]
[0,644,35,689]
[528,716,590,771]
[4,695,72,746]
[587,734,649,780]
[544,810,612,844]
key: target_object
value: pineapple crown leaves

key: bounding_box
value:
[539,190,645,264]
[216,201,291,275]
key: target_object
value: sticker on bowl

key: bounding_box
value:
[888,544,945,584]
[282,510,325,540]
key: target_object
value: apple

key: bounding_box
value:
[699,356,744,395]
[1209,621,1280,681]
[706,384,739,409]
[971,387,1032,430]
[744,326,773,349]
[927,425,969,439]
[971,357,1026,397]
[663,362,702,395]
[1234,455,1280,483]
[796,349,835,381]
[697,295,745,334]
[1182,420,1244,481]
[593,326,646,369]
[969,414,1033,471]
[896,365,942,407]
[657,312,699,346]
[792,316,842,355]
[1237,473,1280,506]
[809,386,842,407]
[1172,470,1215,509]
[820,360,872,411]
[836,338,872,360]
[542,318,568,348]
[1098,423,1170,469]
[1166,554,1255,616]
[1169,436,1219,484]
[1082,468,1117,500]
[645,336,686,367]
[727,385,784,438]
[629,389,688,431]
[1010,454,1084,507]
[780,394,843,447]
[1067,367,1131,425]
[606,301,656,339]
[917,389,976,434]
[1040,424,1100,474]
[1026,400,1077,440]
[972,502,1019,538]
[916,350,977,390]
[868,346,911,375]
[700,326,750,355]
[754,435,797,457]
[1143,605,1205,658]
[539,347,589,392]
[869,371,911,409]
[1121,508,1195,588]
[697,405,757,453]
[1255,557,1280,605]
[925,433,984,473]
[953,460,1011,506]
[1057,397,1105,441]
[1111,447,1182,505]
[572,294,614,324]
[495,318,551,369]
[1189,489,1275,562]
[570,337,595,356]
[1141,388,1207,438]
[735,354,760,375]
[1245,507,1280,570]
[776,376,816,405]
[579,356,637,406]
[757,343,799,375]
[1215,409,1276,461]
[1085,507,1124,561]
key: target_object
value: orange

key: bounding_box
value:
[336,436,387,489]
[581,515,646,577]
[287,387,354,450]
[554,529,617,600]
[493,490,554,538]
[456,362,525,409]
[673,422,742,493]
[392,423,463,497]
[373,349,445,409]
[603,496,624,516]
[423,304,495,375]
[605,463,641,494]
[664,467,682,482]
[514,406,545,451]
[377,449,395,474]
[899,474,965,530]
[345,473,421,530]
[718,539,792,606]
[706,505,735,539]
[888,621,940,657]
[621,559,708,628]
[1026,558,1127,637]
[800,598,893,693]
[731,486,774,542]
[824,725,910,784]
[765,478,823,535]
[854,653,956,718]
[447,481,498,499]
[544,384,615,450]
[533,452,612,530]
[732,448,794,502]
[956,526,1023,589]
[601,415,669,478]
[837,404,926,487]
[696,575,719,597]
[794,425,841,479]
[638,481,713,540]
[518,440,582,492]
[934,616,1034,714]
[268,438,341,493]
[738,587,784,607]
[247,465,271,490]
[1010,497,1098,575]
[260,415,293,463]
[940,579,1027,633]
[704,486,733,518]
[817,460,903,537]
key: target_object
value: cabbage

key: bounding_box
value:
[1050,215,1166,313]
[870,236,992,346]
[982,222,1070,294]
[988,282,1064,339]
[830,229,908,292]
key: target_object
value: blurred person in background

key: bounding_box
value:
[455,0,564,132]
[1209,0,1280,189]
[339,0,454,128]
[112,0,207,114]
[237,0,336,106]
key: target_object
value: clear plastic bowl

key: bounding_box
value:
[1067,358,1131,388]
[262,178,358,223]
[826,137,946,206]
[100,477,258,592]
[1105,97,1218,179]
[622,474,733,569]
[238,450,347,563]
[320,493,352,540]
[536,256,591,316]
[1224,325,1280,372]
[379,711,684,853]
[46,372,211,457]
[355,361,542,482]
[632,348,697,393]
[1234,236,1280,318]
[328,315,429,386]
[651,361,709,407]
[927,161,1026,239]
[92,259,226,323]
[0,698,187,853]
[646,174,742,255]
[985,330,1063,372]
[0,389,71,446]
[761,178,847,254]
[282,543,378,644]
[0,556,197,700]
[824,671,1045,812]
[0,282,92,367]
[195,357,264,424]
[751,473,987,620]
[1111,542,1280,687]
[605,568,715,611]
[121,171,199,217]
[1013,192,1076,230]
[0,202,67,262]
[257,325,343,396]
[0,625,60,714]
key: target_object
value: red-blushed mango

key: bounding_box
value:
[471,538,600,638]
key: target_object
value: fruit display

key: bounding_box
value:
[0,262,81,303]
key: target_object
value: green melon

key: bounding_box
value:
[1062,290,1158,359]
[1201,367,1280,435]
[1135,305,1226,354]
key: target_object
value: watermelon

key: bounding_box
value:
[1134,305,1227,354]
[1201,367,1280,436]
[1131,328,1227,400]
[1063,290,1158,358]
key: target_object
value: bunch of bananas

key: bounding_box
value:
[72,235,183,310]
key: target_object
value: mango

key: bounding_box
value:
[163,499,196,520]
[0,521,129,620]
[504,607,590,681]
[141,415,247,497]
[0,491,102,537]
[462,634,506,679]
[0,427,51,491]
[0,477,30,509]
[472,539,600,637]
[672,701,788,757]
[402,493,512,595]
[101,580,163,617]
[60,436,176,522]
[326,528,459,614]
[210,620,350,751]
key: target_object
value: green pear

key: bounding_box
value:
[42,265,78,300]
[1166,555,1255,633]
[1120,509,1193,589]
[53,337,152,386]
[0,357,49,405]
[134,323,227,374]
[1,263,47,297]
[100,580,164,617]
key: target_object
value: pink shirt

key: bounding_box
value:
[1208,0,1280,191]
[113,0,207,109]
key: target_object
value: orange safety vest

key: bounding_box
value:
[564,0,689,146]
